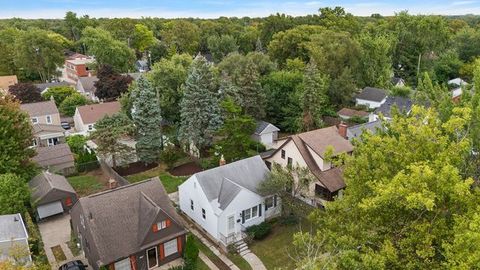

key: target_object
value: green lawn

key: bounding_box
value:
[250,218,315,270]
[191,235,230,270]
[226,252,252,270]
[126,166,187,193]
[197,259,211,270]
[67,175,105,196]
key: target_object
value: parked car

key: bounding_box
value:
[61,121,71,130]
[58,260,88,270]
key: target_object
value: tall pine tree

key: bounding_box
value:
[179,55,222,156]
[235,60,266,118]
[131,76,163,164]
[299,61,329,131]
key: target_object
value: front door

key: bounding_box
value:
[146,247,158,269]
[227,215,235,235]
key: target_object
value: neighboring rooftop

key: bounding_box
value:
[255,120,280,135]
[76,178,185,266]
[29,171,75,204]
[33,124,65,134]
[347,120,384,141]
[35,81,73,93]
[20,100,59,117]
[0,213,27,241]
[448,78,468,87]
[66,58,95,65]
[337,108,369,118]
[374,96,413,118]
[76,101,121,124]
[78,76,99,94]
[391,77,405,86]
[195,155,270,210]
[356,87,388,102]
[33,144,74,169]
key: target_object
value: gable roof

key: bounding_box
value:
[29,171,75,204]
[347,120,384,141]
[32,144,74,169]
[356,87,388,102]
[0,75,18,91]
[35,81,73,93]
[33,124,65,135]
[75,178,185,266]
[76,101,121,124]
[194,156,269,210]
[78,76,99,94]
[255,120,280,135]
[20,100,59,117]
[337,108,369,118]
[374,96,413,118]
[0,214,27,241]
[391,77,404,86]
[448,78,468,86]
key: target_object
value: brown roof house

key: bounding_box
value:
[71,178,187,270]
[29,171,77,220]
[263,125,353,206]
[0,75,18,94]
[73,101,121,134]
[32,144,75,175]
[20,100,66,147]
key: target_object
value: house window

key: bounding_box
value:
[47,138,55,146]
[202,208,206,220]
[32,139,37,147]
[265,195,277,210]
[146,247,158,269]
[31,117,38,124]
[190,200,194,211]
[114,258,132,270]
[164,238,178,257]
[46,115,52,124]
[281,150,285,159]
[152,219,170,232]
[87,124,94,131]
[287,157,293,166]
[242,205,260,222]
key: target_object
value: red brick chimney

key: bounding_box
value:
[338,122,348,139]
[219,154,226,166]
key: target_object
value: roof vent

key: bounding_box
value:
[13,216,18,222]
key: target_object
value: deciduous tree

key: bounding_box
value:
[42,86,76,106]
[8,83,42,104]
[59,93,88,116]
[0,174,30,215]
[94,64,133,101]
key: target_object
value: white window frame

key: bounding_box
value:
[202,208,206,220]
[164,239,178,257]
[31,117,38,124]
[46,115,52,124]
[156,220,167,230]
[87,124,94,131]
[47,138,55,146]
[146,247,158,269]
[244,205,259,222]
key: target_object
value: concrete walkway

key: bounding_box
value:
[199,252,220,270]
[242,252,267,270]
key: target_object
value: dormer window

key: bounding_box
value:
[152,219,171,232]
[31,117,38,124]
[46,115,52,124]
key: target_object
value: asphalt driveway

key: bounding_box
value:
[38,214,88,269]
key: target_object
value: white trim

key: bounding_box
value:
[146,246,158,269]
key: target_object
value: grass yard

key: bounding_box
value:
[191,235,230,270]
[250,217,315,270]
[67,174,105,197]
[197,259,211,270]
[126,166,187,193]
[226,252,252,270]
[51,245,66,262]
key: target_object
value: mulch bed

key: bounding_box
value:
[169,161,203,176]
[114,161,158,176]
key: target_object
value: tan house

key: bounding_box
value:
[74,101,121,134]
[0,75,18,94]
[263,125,353,207]
[20,100,65,147]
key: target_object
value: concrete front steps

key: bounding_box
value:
[234,239,251,256]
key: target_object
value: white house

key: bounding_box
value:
[252,120,280,148]
[368,96,413,122]
[264,125,353,206]
[0,213,31,264]
[178,156,280,248]
[355,87,388,109]
[73,101,121,134]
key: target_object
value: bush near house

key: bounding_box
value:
[246,222,272,240]
[183,234,199,270]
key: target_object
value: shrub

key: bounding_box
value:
[183,234,199,270]
[160,146,182,168]
[246,222,272,240]
[75,151,99,173]
[66,135,87,154]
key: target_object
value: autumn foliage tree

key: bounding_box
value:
[94,64,133,101]
[8,83,42,104]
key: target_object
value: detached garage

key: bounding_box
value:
[29,171,78,220]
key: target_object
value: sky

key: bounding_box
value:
[0,0,479,19]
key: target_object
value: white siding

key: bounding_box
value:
[355,98,386,109]
[266,139,307,168]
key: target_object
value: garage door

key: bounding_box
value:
[37,201,63,219]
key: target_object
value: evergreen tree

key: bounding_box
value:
[236,60,266,118]
[299,62,329,131]
[131,76,163,164]
[179,55,222,156]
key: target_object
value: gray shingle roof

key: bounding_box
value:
[78,76,98,94]
[374,96,413,118]
[32,124,65,134]
[255,120,280,135]
[195,156,269,209]
[356,87,387,102]
[75,178,185,266]
[29,171,75,204]
[217,179,242,210]
[32,144,74,169]
[20,100,59,117]
[346,120,384,141]
[0,214,27,241]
